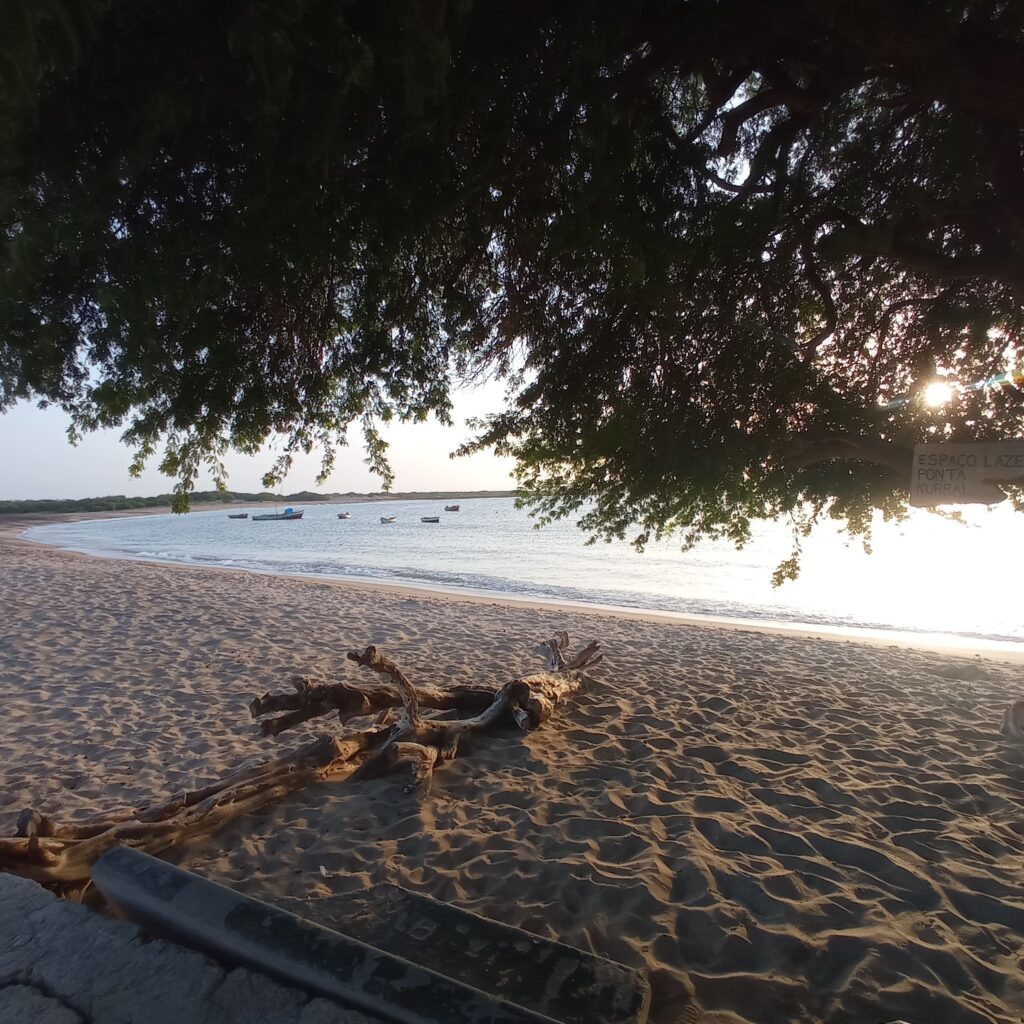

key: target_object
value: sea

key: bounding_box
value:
[23,496,1024,653]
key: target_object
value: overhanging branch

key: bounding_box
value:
[819,224,1024,292]
[786,434,912,478]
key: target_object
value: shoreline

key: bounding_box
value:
[3,510,1023,1023]
[8,508,1024,665]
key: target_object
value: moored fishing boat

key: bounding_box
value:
[252,507,304,521]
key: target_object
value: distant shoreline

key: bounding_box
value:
[0,489,518,517]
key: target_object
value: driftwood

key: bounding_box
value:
[0,731,388,888]
[345,635,601,794]
[0,633,600,892]
[249,633,601,738]
[250,678,497,737]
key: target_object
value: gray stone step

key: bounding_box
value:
[92,848,561,1024]
[275,885,650,1024]
[0,870,371,1024]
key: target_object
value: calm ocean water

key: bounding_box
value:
[24,497,1024,650]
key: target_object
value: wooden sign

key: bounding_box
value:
[910,441,1024,506]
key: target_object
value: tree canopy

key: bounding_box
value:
[2,1,1022,573]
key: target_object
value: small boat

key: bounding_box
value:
[421,516,440,523]
[444,504,460,512]
[380,515,397,524]
[252,507,304,521]
[228,512,249,519]
[337,512,352,519]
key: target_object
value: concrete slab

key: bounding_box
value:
[0,983,84,1024]
[92,847,561,1024]
[277,885,651,1024]
[0,871,373,1024]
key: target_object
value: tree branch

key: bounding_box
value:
[819,223,1024,292]
[786,434,912,477]
[346,645,422,728]
[250,673,496,738]
[800,236,837,361]
[716,89,787,157]
[703,168,773,195]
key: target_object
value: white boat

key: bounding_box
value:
[251,509,303,524]
[337,512,352,519]
[380,515,397,524]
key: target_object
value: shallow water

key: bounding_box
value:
[25,497,1024,649]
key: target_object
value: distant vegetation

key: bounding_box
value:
[0,490,516,515]
[0,490,321,514]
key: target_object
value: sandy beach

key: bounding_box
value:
[2,518,1023,1024]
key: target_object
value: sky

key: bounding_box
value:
[0,379,517,499]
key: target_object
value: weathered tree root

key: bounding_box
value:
[1,633,601,893]
[250,630,600,738]
[250,677,497,737]
[343,634,601,794]
[0,731,388,890]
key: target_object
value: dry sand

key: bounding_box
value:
[1,519,1023,1024]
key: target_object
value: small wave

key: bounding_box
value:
[149,553,1021,646]
[23,508,1024,648]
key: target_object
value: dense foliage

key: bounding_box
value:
[1,2,1022,570]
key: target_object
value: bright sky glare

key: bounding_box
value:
[0,380,517,500]
[923,380,955,407]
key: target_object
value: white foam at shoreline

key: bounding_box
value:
[23,518,1024,659]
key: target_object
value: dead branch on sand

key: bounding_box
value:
[248,631,602,738]
[0,633,600,892]
[345,634,601,795]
